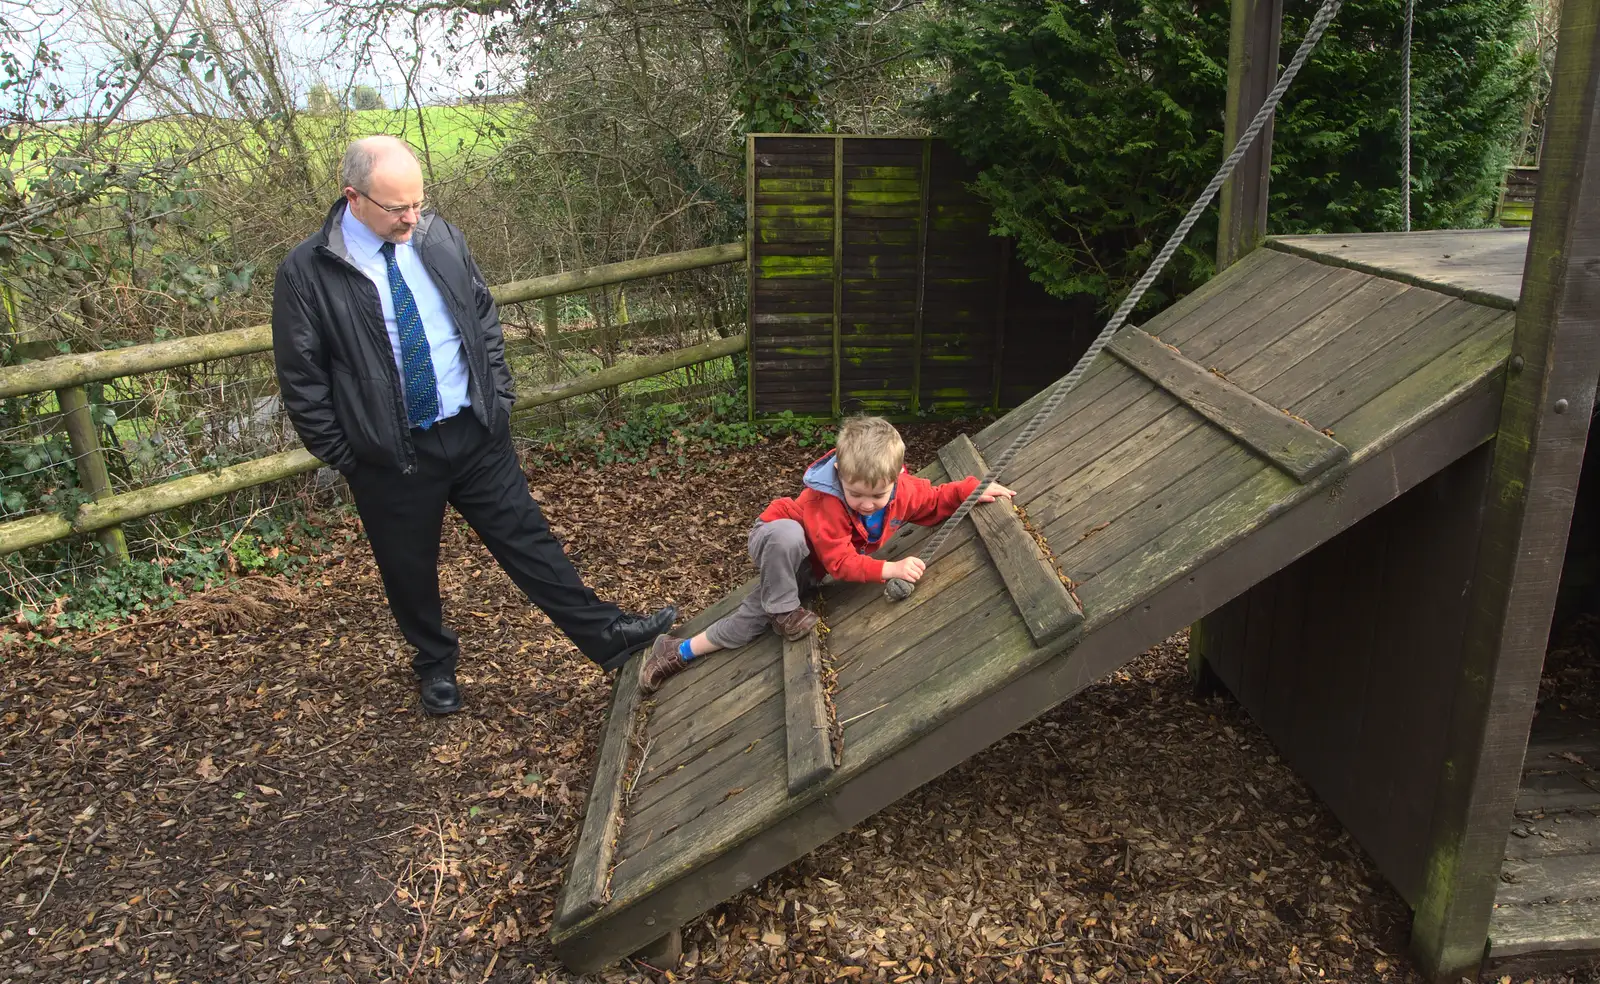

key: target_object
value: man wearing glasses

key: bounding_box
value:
[271,136,675,714]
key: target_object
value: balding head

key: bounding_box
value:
[341,136,419,194]
[341,136,426,244]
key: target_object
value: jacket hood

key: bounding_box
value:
[802,451,845,500]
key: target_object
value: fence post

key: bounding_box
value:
[56,382,129,563]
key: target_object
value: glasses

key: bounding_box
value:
[353,188,426,216]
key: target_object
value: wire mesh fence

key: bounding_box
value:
[0,264,746,623]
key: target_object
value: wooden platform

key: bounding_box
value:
[1489,715,1600,967]
[549,230,1527,971]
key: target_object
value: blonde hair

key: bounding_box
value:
[834,415,905,488]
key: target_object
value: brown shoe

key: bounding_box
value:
[769,607,820,641]
[639,634,690,694]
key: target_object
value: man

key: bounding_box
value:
[271,136,674,714]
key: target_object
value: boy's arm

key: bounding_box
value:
[899,473,982,526]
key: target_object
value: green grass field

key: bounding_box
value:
[12,103,521,186]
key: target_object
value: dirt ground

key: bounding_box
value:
[2,422,1597,984]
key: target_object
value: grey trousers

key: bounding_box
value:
[705,519,821,649]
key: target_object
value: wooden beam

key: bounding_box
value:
[510,334,746,414]
[0,243,746,399]
[1410,2,1600,979]
[783,628,837,795]
[0,334,746,558]
[937,434,1083,645]
[1107,326,1348,482]
[553,655,645,930]
[0,448,323,557]
[492,242,746,306]
[1216,0,1284,270]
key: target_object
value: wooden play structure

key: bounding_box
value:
[552,0,1600,979]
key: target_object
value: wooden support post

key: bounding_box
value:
[56,382,128,563]
[911,138,932,415]
[832,135,845,418]
[1410,2,1600,979]
[1216,0,1284,271]
[1198,0,1284,700]
[542,286,564,427]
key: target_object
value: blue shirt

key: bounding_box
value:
[861,506,888,544]
[339,206,470,427]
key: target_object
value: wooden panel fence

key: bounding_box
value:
[747,134,1095,416]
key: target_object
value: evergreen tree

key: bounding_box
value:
[921,0,1538,313]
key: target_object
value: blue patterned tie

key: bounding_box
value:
[381,242,439,429]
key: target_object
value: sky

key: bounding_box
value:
[11,0,520,121]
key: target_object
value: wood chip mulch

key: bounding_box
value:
[2,421,1596,984]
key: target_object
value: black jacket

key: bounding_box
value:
[271,200,514,475]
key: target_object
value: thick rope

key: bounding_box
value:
[885,0,1346,602]
[1401,0,1414,231]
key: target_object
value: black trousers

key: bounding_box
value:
[345,412,623,677]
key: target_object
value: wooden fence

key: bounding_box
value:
[746,134,1096,416]
[0,243,746,559]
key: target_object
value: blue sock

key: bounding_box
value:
[678,638,696,661]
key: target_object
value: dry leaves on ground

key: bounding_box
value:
[0,421,1595,984]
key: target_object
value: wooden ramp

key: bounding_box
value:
[549,229,1526,971]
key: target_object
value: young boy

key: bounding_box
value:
[639,415,1014,693]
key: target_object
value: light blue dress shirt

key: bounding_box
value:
[339,206,471,427]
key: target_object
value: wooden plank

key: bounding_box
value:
[784,628,838,795]
[1489,900,1600,959]
[1267,230,1528,310]
[623,545,1003,856]
[1410,2,1600,976]
[1517,770,1600,813]
[911,139,931,414]
[1506,812,1600,860]
[832,135,844,418]
[1216,0,1283,269]
[1107,326,1349,482]
[1051,304,1507,585]
[552,653,645,930]
[937,434,1082,645]
[549,382,1499,971]
[1497,854,1600,905]
[1342,450,1489,905]
[991,238,1010,409]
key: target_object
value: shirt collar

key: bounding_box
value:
[339,203,391,262]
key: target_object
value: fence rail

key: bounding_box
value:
[0,242,747,559]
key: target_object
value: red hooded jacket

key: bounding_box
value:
[759,449,981,583]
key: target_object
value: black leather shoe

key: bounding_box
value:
[419,674,462,715]
[596,605,678,672]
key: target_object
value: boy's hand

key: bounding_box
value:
[884,556,926,584]
[977,482,1016,504]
